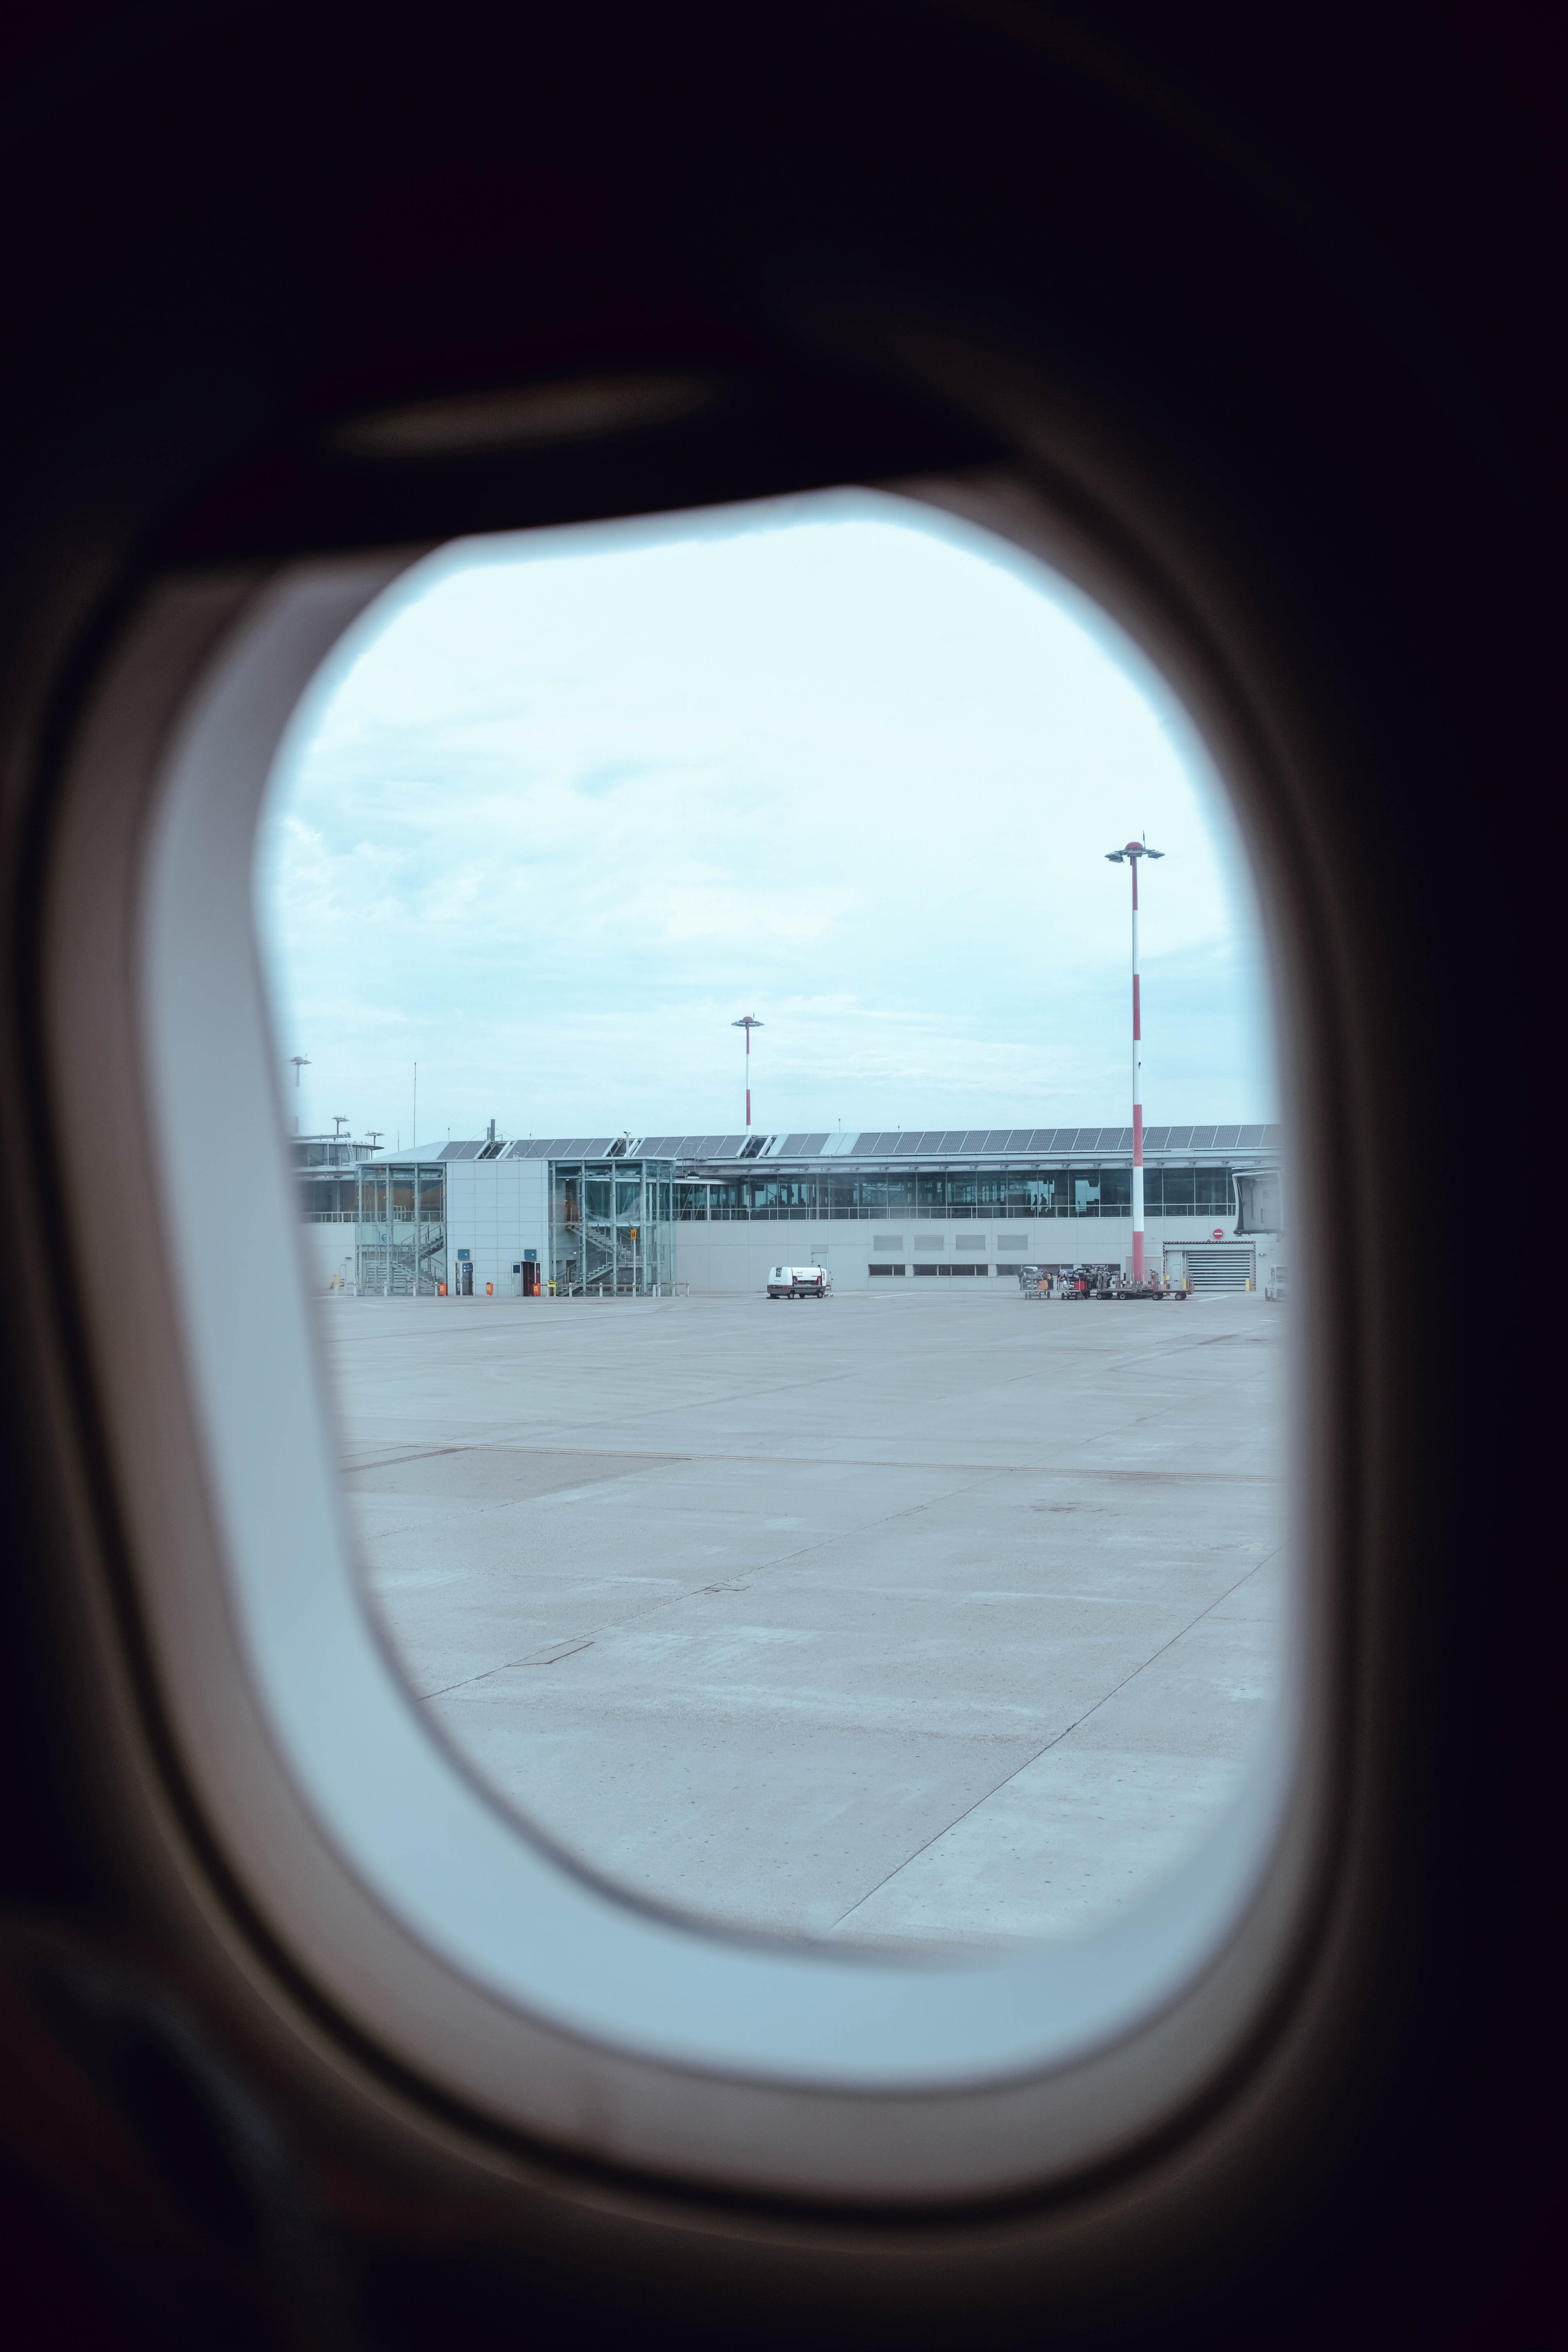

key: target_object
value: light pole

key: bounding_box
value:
[1105,840,1163,1284]
[287,1054,310,1135]
[731,1014,763,1131]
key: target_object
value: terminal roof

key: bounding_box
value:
[435,1125,1281,1164]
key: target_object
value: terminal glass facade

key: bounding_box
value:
[675,1164,1234,1220]
[354,1162,447,1294]
[549,1158,676,1293]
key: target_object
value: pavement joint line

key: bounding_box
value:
[826,1543,1286,1935]
[343,1443,691,1475]
[343,1441,1279,1483]
[409,1479,1000,1706]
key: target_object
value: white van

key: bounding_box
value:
[766,1265,829,1299]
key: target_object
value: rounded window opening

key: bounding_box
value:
[256,487,1290,1956]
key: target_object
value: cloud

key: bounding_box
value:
[256,490,1278,1144]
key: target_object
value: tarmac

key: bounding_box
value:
[321,1285,1289,1950]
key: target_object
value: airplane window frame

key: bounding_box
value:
[34,454,1343,2207]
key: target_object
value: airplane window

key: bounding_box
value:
[254,487,1294,1956]
[14,0,1528,2300]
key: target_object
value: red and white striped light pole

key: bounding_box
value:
[1105,840,1163,1283]
[732,1014,763,1130]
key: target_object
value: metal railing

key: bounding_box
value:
[675,1203,1140,1221]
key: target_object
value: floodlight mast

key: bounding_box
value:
[731,1015,763,1130]
[1105,841,1164,1282]
[286,1054,310,1136]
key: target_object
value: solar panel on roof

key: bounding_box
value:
[499,1120,1276,1167]
[441,1140,482,1158]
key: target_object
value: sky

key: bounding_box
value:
[255,488,1279,1150]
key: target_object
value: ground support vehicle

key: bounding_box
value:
[1019,1265,1187,1302]
[1094,1279,1187,1302]
[766,1265,829,1299]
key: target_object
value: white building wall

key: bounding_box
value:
[444,1157,549,1295]
[674,1216,1281,1294]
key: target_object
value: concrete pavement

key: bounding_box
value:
[320,1286,1289,1949]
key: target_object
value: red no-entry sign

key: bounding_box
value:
[1212,1228,1224,1240]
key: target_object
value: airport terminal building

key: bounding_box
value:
[295,1123,1285,1297]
